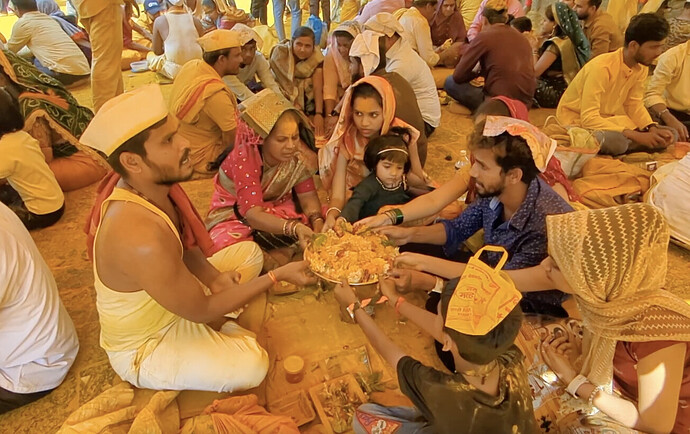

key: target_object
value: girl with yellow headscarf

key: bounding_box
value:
[507,203,690,432]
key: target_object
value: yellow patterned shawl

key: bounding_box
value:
[546,203,690,387]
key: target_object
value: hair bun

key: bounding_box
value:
[387,126,411,146]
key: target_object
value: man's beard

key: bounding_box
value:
[145,150,193,186]
[634,52,654,67]
[475,183,503,198]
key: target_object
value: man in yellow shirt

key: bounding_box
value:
[168,29,243,179]
[81,84,315,392]
[556,14,676,155]
[573,0,623,58]
[645,41,690,143]
[72,0,124,112]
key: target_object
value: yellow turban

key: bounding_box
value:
[197,29,243,53]
[485,0,508,11]
[231,23,264,50]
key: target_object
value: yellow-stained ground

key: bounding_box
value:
[1,26,690,433]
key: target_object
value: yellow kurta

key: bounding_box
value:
[644,41,690,114]
[556,48,653,133]
[0,131,64,215]
[168,60,238,178]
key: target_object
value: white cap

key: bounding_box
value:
[81,84,169,157]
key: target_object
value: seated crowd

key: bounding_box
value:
[2,0,690,432]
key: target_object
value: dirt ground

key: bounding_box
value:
[1,47,689,433]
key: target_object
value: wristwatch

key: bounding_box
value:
[346,300,363,321]
[430,276,445,294]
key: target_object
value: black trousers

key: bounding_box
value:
[0,386,53,415]
[251,0,268,24]
[669,108,690,128]
[0,184,65,230]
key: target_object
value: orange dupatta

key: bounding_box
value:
[317,75,422,193]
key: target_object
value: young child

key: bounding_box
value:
[333,277,538,433]
[0,88,64,229]
[340,128,412,222]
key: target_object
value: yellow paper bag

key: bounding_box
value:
[445,246,522,336]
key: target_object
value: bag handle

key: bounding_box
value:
[472,245,509,271]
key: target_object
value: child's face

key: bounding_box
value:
[375,158,404,189]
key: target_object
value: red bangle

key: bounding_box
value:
[268,271,278,285]
[395,296,406,315]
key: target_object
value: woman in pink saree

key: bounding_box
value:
[206,89,323,256]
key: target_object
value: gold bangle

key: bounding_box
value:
[326,206,341,217]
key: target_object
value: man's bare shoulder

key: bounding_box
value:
[96,200,180,257]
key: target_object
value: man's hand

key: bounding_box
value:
[375,226,414,246]
[541,335,578,385]
[649,125,676,145]
[209,270,242,294]
[631,126,675,150]
[663,116,689,142]
[393,252,428,271]
[275,261,318,286]
[334,280,358,307]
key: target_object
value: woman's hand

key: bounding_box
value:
[541,335,578,385]
[354,212,393,231]
[393,252,428,272]
[275,260,318,286]
[322,214,336,232]
[334,279,358,307]
[295,223,313,249]
[313,113,325,137]
[379,278,402,306]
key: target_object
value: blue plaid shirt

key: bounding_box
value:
[441,178,573,270]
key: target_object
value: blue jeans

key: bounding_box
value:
[273,0,301,40]
[443,75,485,112]
[33,58,88,85]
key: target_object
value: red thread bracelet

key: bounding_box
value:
[395,296,406,315]
[268,271,278,285]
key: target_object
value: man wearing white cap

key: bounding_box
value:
[363,13,441,135]
[168,29,243,178]
[82,84,316,392]
[223,24,281,102]
[148,0,204,79]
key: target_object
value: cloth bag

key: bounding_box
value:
[572,157,651,209]
[445,246,522,336]
[543,117,600,178]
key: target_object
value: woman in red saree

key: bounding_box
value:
[206,89,323,256]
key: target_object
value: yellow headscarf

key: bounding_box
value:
[547,204,690,387]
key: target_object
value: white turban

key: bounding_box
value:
[349,31,382,76]
[364,12,404,37]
